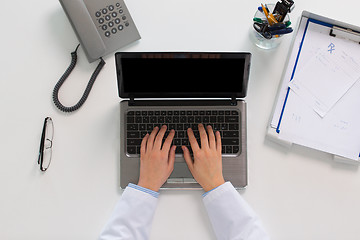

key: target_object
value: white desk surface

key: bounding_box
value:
[1,0,360,239]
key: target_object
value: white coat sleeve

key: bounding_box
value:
[203,182,270,240]
[99,184,158,240]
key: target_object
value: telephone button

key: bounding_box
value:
[111,28,117,34]
[111,12,117,18]
[104,31,111,37]
[115,18,121,24]
[108,21,114,27]
[108,5,114,11]
[98,18,104,24]
[102,9,108,14]
[102,25,108,30]
[118,25,124,31]
[95,11,101,18]
[105,15,111,21]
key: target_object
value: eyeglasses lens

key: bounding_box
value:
[41,118,53,171]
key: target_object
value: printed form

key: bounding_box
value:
[278,21,360,160]
[288,40,360,117]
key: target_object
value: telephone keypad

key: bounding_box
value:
[95,2,131,38]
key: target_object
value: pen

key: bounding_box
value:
[261,4,278,26]
[270,27,293,35]
[258,5,270,13]
[268,22,287,31]
[253,22,272,39]
[253,17,266,23]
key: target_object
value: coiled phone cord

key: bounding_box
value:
[52,44,106,113]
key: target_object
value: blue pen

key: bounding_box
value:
[268,22,287,31]
[258,5,270,13]
[270,27,293,35]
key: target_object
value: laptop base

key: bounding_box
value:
[119,99,247,189]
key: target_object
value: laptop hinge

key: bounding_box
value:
[231,95,237,106]
[125,99,240,106]
[129,95,135,106]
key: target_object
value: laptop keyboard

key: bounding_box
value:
[126,109,241,156]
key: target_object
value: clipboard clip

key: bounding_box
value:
[329,26,360,44]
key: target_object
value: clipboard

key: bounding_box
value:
[267,11,360,164]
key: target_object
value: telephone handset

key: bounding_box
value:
[53,0,140,113]
[59,0,140,62]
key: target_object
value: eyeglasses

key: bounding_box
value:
[38,117,54,171]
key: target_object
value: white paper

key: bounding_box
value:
[270,17,309,128]
[288,35,360,117]
[279,77,360,161]
[277,21,360,160]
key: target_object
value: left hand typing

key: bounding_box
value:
[137,125,176,191]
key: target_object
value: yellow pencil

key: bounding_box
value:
[261,4,278,26]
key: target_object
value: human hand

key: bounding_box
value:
[138,125,176,192]
[182,124,225,192]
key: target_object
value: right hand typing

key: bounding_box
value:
[182,124,225,192]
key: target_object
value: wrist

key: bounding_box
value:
[137,180,160,192]
[202,178,225,192]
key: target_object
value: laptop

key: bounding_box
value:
[115,52,251,189]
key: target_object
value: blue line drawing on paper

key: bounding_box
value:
[328,43,335,54]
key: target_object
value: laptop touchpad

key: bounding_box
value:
[170,162,193,178]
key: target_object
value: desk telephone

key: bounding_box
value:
[53,0,140,112]
[59,0,140,62]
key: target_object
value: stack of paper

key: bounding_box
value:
[277,21,360,161]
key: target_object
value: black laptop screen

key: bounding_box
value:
[116,52,251,98]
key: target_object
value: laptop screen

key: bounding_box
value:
[116,52,251,98]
